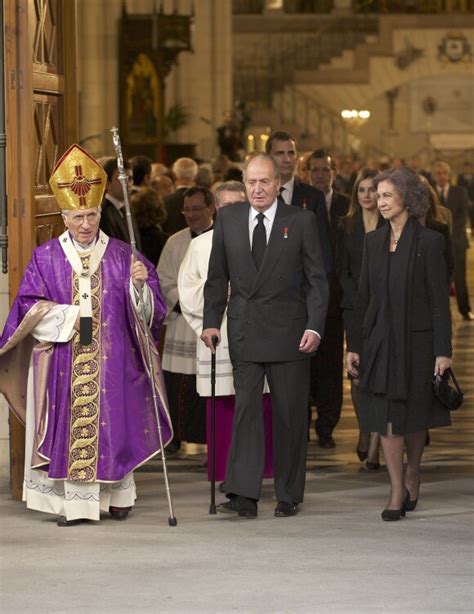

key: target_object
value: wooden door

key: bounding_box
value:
[4,0,77,499]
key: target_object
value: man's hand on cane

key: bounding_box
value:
[201,328,221,353]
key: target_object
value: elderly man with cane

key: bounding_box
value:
[202,154,328,519]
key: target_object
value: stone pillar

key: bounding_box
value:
[77,0,233,161]
[165,0,233,160]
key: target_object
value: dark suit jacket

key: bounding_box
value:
[337,214,385,335]
[457,174,474,203]
[99,197,142,250]
[444,185,469,251]
[163,187,189,236]
[348,225,452,358]
[327,191,350,315]
[139,225,168,267]
[288,179,332,276]
[426,218,454,285]
[203,201,329,363]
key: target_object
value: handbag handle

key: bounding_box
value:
[446,368,463,395]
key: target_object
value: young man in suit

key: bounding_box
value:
[99,157,142,250]
[266,131,332,275]
[308,149,350,448]
[130,155,152,194]
[432,161,472,321]
[202,154,328,519]
[163,157,198,236]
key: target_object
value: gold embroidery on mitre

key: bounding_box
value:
[68,254,102,482]
[49,144,106,211]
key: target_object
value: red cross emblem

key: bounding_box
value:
[57,165,103,208]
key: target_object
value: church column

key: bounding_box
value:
[164,0,233,160]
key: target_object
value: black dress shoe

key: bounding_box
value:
[381,490,410,522]
[365,461,381,471]
[56,516,85,527]
[405,481,421,512]
[318,435,336,449]
[462,312,474,321]
[109,506,131,520]
[217,496,257,518]
[274,502,299,517]
[165,441,180,455]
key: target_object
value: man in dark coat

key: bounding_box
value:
[432,161,472,321]
[266,131,332,275]
[202,153,328,519]
[99,157,142,250]
[308,149,350,448]
[163,157,198,236]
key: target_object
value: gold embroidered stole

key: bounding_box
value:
[68,253,102,482]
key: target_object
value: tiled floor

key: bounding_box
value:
[0,241,473,613]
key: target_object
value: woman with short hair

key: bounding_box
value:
[346,167,452,521]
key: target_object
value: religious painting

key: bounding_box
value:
[126,53,160,143]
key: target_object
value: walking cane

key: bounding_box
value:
[111,127,177,527]
[209,335,219,514]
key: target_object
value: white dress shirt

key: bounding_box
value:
[105,194,125,212]
[325,188,333,219]
[280,176,295,205]
[248,199,278,246]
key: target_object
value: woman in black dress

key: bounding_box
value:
[131,188,168,266]
[346,167,452,521]
[338,168,383,469]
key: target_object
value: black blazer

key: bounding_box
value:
[99,197,142,250]
[139,225,168,267]
[203,201,329,363]
[289,179,332,275]
[337,214,385,312]
[163,187,189,236]
[348,225,452,358]
[444,185,469,251]
[327,191,350,315]
[425,218,454,285]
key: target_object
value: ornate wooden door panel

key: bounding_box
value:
[31,0,76,246]
[4,0,77,499]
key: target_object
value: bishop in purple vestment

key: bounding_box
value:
[0,144,172,526]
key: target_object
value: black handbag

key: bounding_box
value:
[432,368,464,411]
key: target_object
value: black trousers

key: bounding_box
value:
[454,248,471,316]
[225,358,310,503]
[310,314,344,438]
[163,371,206,444]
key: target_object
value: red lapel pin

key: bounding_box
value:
[283,227,288,239]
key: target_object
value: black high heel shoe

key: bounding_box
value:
[381,490,410,522]
[366,461,381,471]
[356,448,368,462]
[405,482,420,512]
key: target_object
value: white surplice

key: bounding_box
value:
[178,230,234,396]
[157,228,197,375]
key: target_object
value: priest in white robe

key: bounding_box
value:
[157,186,215,453]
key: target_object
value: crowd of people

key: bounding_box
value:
[0,133,472,526]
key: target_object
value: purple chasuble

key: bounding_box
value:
[0,236,171,482]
